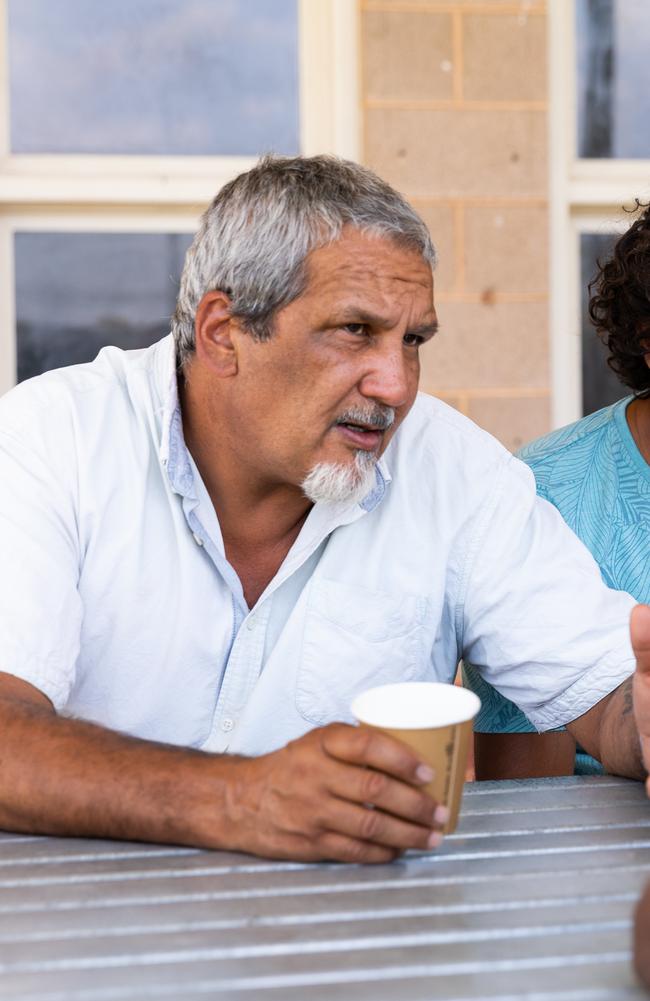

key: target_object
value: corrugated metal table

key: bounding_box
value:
[1,775,649,1000]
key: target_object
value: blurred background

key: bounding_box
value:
[0,0,649,449]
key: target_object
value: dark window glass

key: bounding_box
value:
[8,0,299,155]
[14,232,193,382]
[580,231,628,415]
[576,0,650,159]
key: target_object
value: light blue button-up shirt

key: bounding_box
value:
[0,336,636,755]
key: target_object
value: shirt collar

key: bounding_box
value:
[361,460,390,512]
[155,336,196,499]
[155,335,179,467]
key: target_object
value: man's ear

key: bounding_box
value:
[194,291,240,377]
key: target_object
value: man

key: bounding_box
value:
[0,155,648,864]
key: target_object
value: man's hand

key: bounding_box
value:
[224,723,448,863]
[631,604,650,790]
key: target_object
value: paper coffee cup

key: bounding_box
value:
[351,682,481,835]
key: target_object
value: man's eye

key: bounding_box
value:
[342,323,367,336]
[403,333,424,347]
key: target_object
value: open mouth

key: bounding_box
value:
[339,420,381,433]
[335,421,384,450]
[333,406,394,452]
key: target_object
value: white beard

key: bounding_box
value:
[301,450,377,505]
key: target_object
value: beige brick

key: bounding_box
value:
[365,108,547,198]
[464,203,548,294]
[461,1,547,7]
[463,13,546,102]
[419,300,548,390]
[466,394,550,451]
[362,11,454,102]
[367,2,544,7]
[411,200,456,293]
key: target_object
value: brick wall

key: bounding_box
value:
[361,0,550,451]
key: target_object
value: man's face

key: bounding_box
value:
[226,227,437,497]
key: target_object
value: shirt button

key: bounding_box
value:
[192,532,204,547]
[246,614,256,631]
[221,718,234,732]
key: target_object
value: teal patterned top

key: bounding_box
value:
[462,396,650,775]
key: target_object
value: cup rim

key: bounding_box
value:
[351,681,481,730]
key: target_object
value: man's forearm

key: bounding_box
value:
[0,674,452,862]
[0,696,243,848]
[568,676,646,780]
[0,691,454,863]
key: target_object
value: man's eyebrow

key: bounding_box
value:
[332,308,439,338]
[406,320,439,339]
[333,307,393,327]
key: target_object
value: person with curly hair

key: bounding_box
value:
[464,199,650,780]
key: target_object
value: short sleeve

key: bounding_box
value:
[0,427,82,707]
[460,456,635,732]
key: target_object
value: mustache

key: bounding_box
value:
[335,405,395,431]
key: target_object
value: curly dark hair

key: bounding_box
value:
[588,199,650,397]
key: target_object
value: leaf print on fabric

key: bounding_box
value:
[546,428,616,564]
[609,523,650,598]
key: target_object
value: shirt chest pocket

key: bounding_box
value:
[296,578,430,726]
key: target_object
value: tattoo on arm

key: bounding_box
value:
[569,674,643,779]
[622,676,634,718]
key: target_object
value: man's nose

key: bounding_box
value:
[358,344,412,409]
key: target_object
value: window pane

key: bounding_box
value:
[15,232,193,382]
[580,232,628,415]
[576,0,650,159]
[8,0,299,155]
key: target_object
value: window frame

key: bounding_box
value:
[0,0,361,391]
[548,0,650,426]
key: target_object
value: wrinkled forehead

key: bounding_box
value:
[301,229,434,303]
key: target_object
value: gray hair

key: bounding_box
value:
[172,154,437,367]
